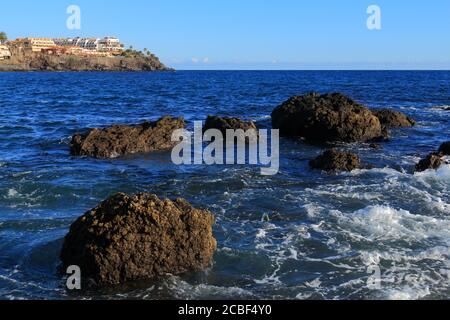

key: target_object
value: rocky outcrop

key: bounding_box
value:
[204,116,257,133]
[371,109,415,129]
[0,48,170,72]
[415,141,450,172]
[309,149,362,172]
[203,116,258,141]
[60,192,216,286]
[70,116,185,159]
[271,93,383,142]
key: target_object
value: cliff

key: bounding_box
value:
[0,47,171,72]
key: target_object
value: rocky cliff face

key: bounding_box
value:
[0,47,171,71]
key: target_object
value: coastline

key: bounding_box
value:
[0,53,172,72]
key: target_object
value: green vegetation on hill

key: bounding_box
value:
[120,46,157,60]
[0,32,7,41]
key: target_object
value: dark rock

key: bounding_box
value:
[369,143,381,149]
[271,93,383,142]
[371,109,416,129]
[438,141,450,156]
[70,116,185,159]
[309,149,362,172]
[415,153,443,172]
[204,116,258,141]
[60,192,216,286]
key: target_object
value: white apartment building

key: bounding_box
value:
[98,37,123,52]
[53,37,123,52]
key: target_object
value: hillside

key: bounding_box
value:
[0,47,171,72]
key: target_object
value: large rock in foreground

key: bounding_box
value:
[272,93,383,142]
[371,109,416,129]
[71,116,185,159]
[309,149,362,172]
[60,193,216,286]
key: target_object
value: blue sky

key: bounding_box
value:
[2,0,450,69]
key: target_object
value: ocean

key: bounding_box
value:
[0,71,449,300]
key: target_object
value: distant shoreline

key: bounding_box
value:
[0,54,172,72]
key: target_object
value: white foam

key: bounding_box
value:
[7,189,19,198]
[414,164,450,184]
[162,276,254,299]
[334,205,450,243]
[430,105,450,110]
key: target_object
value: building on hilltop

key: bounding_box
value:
[53,36,123,53]
[6,36,124,57]
[20,38,57,52]
[98,37,123,52]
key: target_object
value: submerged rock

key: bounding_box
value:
[271,93,383,142]
[70,116,185,159]
[371,109,416,129]
[60,193,216,286]
[415,153,443,172]
[309,149,362,172]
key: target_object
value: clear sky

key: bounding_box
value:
[1,0,450,70]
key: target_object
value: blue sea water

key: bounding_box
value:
[0,71,449,300]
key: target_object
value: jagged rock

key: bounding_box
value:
[60,193,216,286]
[438,141,450,156]
[371,109,416,129]
[271,93,383,142]
[309,149,362,172]
[415,153,443,172]
[415,141,450,172]
[70,116,185,159]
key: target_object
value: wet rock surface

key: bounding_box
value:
[271,93,383,142]
[203,116,258,142]
[309,149,362,172]
[371,109,416,129]
[60,192,217,286]
[415,153,443,172]
[70,116,185,159]
[415,141,450,172]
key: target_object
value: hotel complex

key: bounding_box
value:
[4,36,124,57]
